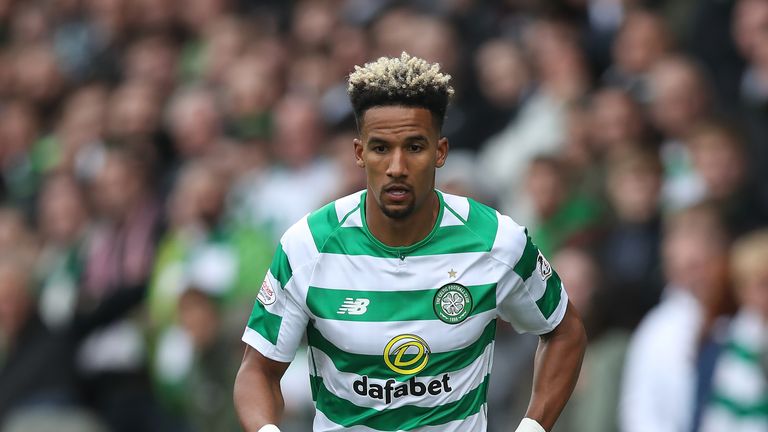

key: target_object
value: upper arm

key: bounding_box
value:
[239,344,292,382]
[494,217,569,334]
[242,235,312,362]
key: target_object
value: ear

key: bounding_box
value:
[435,137,449,168]
[353,138,365,168]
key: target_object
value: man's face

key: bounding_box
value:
[354,106,447,220]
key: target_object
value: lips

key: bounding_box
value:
[383,184,411,202]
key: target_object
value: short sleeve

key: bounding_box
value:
[494,223,568,335]
[242,242,309,362]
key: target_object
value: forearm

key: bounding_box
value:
[525,302,587,431]
[234,347,287,431]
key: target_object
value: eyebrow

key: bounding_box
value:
[366,134,429,145]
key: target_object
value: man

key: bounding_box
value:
[234,53,587,432]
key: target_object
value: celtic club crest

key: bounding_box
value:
[433,283,473,324]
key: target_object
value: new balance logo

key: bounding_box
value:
[337,298,370,315]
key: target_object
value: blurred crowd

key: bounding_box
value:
[0,0,767,431]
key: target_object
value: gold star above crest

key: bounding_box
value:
[448,269,457,278]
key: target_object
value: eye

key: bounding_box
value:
[372,145,387,154]
[408,143,424,152]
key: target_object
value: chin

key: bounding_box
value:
[381,204,415,219]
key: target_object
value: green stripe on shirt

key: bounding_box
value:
[306,284,496,322]
[246,301,283,345]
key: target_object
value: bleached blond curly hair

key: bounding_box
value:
[347,52,454,129]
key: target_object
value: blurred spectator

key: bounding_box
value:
[688,120,768,236]
[598,150,664,298]
[550,247,631,432]
[0,207,38,265]
[603,9,673,101]
[648,55,714,210]
[478,17,590,215]
[222,53,280,141]
[8,43,64,117]
[166,86,222,159]
[0,100,42,212]
[732,0,768,211]
[470,38,532,148]
[620,203,731,432]
[153,287,240,432]
[588,86,650,158]
[0,255,82,427]
[700,229,768,432]
[78,147,162,432]
[149,161,272,333]
[123,34,180,101]
[41,83,109,177]
[242,94,340,238]
[35,173,90,330]
[520,156,603,257]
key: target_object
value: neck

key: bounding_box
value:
[365,190,440,247]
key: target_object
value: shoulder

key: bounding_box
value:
[440,191,499,248]
[279,190,365,266]
[439,192,533,273]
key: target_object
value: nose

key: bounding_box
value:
[386,147,408,178]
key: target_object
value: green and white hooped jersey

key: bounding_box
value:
[242,190,568,432]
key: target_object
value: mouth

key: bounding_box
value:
[383,184,412,202]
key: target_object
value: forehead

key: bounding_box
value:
[360,106,437,138]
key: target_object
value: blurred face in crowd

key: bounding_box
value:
[38,174,88,245]
[330,25,368,78]
[124,36,178,96]
[11,2,49,44]
[590,88,646,152]
[733,0,768,61]
[57,84,108,156]
[475,39,530,109]
[292,0,336,51]
[648,58,710,139]
[92,153,145,220]
[108,81,161,141]
[288,53,334,96]
[526,158,566,220]
[180,0,229,33]
[0,260,32,343]
[168,88,222,159]
[178,289,219,350]
[553,248,598,315]
[689,127,746,200]
[133,0,177,30]
[663,209,727,301]
[169,163,227,228]
[562,106,592,170]
[607,155,662,223]
[738,271,768,318]
[202,16,248,84]
[0,101,38,163]
[404,16,458,77]
[613,11,671,75]
[86,0,128,41]
[527,20,590,101]
[354,106,447,221]
[731,231,768,317]
[0,209,34,254]
[273,95,323,168]
[224,55,279,118]
[371,8,419,59]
